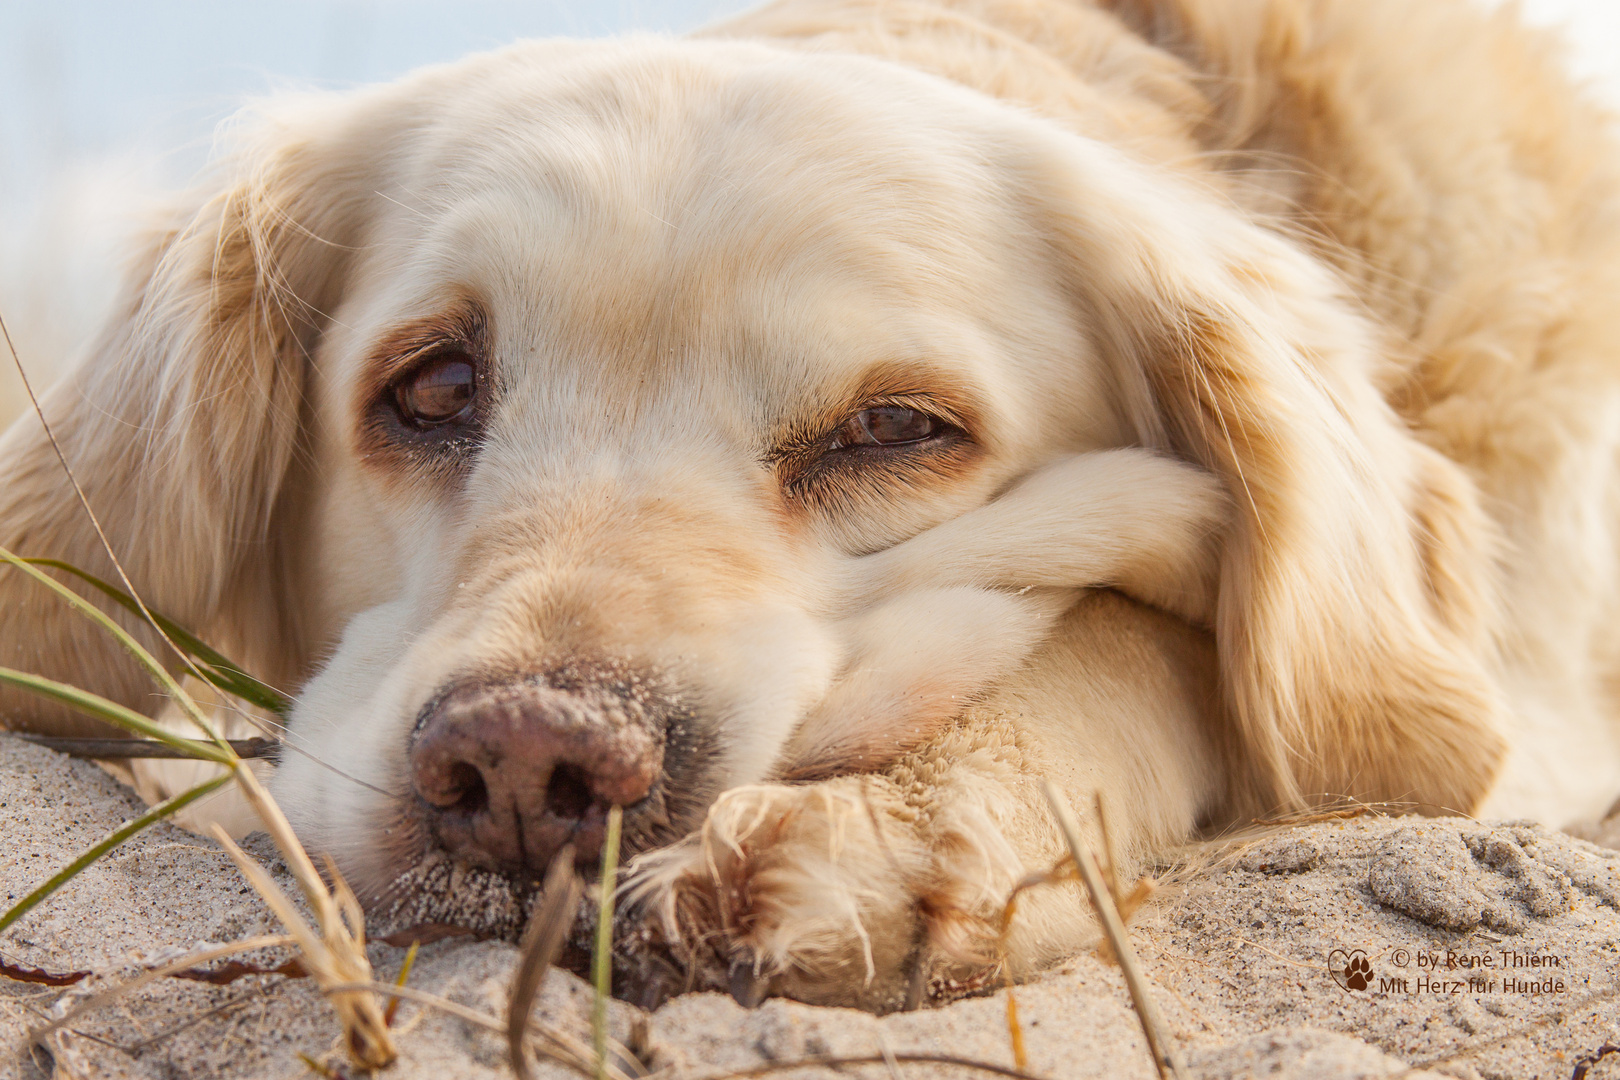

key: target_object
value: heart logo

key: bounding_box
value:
[1328,948,1374,992]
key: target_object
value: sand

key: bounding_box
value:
[2,735,1617,1080]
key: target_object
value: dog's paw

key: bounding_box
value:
[617,774,1020,1011]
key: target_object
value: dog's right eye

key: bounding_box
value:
[829,406,941,449]
[357,308,491,478]
[394,353,477,428]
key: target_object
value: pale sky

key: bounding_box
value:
[3,1,1615,219]
[1,0,1617,409]
[0,2,750,209]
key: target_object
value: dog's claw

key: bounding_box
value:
[728,960,770,1008]
[612,932,687,1012]
[630,968,681,1013]
[903,952,928,1011]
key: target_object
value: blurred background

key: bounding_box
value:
[0,0,750,421]
[2,0,1617,423]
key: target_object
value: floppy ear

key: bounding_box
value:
[1022,136,1508,817]
[0,101,375,736]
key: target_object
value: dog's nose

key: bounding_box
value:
[409,678,663,873]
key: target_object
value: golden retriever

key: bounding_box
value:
[4,0,1620,1011]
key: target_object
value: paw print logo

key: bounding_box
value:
[1328,948,1375,993]
[1345,952,1373,990]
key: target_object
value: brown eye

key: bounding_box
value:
[831,406,940,448]
[395,353,476,427]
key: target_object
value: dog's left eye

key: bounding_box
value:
[395,353,477,427]
[830,406,941,448]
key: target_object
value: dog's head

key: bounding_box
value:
[0,34,1505,930]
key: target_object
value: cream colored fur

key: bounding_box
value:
[3,0,1620,1009]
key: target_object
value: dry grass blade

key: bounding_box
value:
[876,1031,903,1080]
[210,781,396,1070]
[32,935,293,1039]
[1004,988,1029,1072]
[995,861,1079,1070]
[1249,798,1393,828]
[3,309,391,1071]
[687,1052,1046,1079]
[994,866,1068,1070]
[509,844,583,1080]
[298,1050,342,1078]
[0,581,391,1068]
[1094,793,1124,909]
[324,980,636,1080]
[1041,781,1184,1080]
[385,941,420,1027]
[118,991,257,1054]
[12,734,278,760]
[0,312,247,737]
[1091,793,1155,965]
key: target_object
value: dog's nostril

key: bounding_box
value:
[445,761,489,815]
[410,676,666,872]
[545,763,594,821]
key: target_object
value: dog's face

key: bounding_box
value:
[269,39,1185,927]
[0,27,1513,943]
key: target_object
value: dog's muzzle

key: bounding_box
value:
[409,670,668,874]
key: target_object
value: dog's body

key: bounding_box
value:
[5,0,1620,1009]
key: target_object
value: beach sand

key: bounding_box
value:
[3,736,1617,1080]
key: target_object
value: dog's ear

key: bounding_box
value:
[1023,136,1508,816]
[0,100,377,736]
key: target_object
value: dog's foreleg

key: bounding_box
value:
[618,591,1220,1012]
[776,449,1224,785]
[840,449,1227,624]
[772,585,1072,779]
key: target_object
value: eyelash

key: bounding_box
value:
[774,400,969,499]
[359,326,492,484]
[828,405,946,449]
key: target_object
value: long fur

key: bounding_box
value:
[4,0,1620,1009]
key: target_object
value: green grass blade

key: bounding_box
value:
[0,546,221,746]
[592,805,623,1080]
[0,772,233,935]
[0,669,233,764]
[17,559,291,718]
